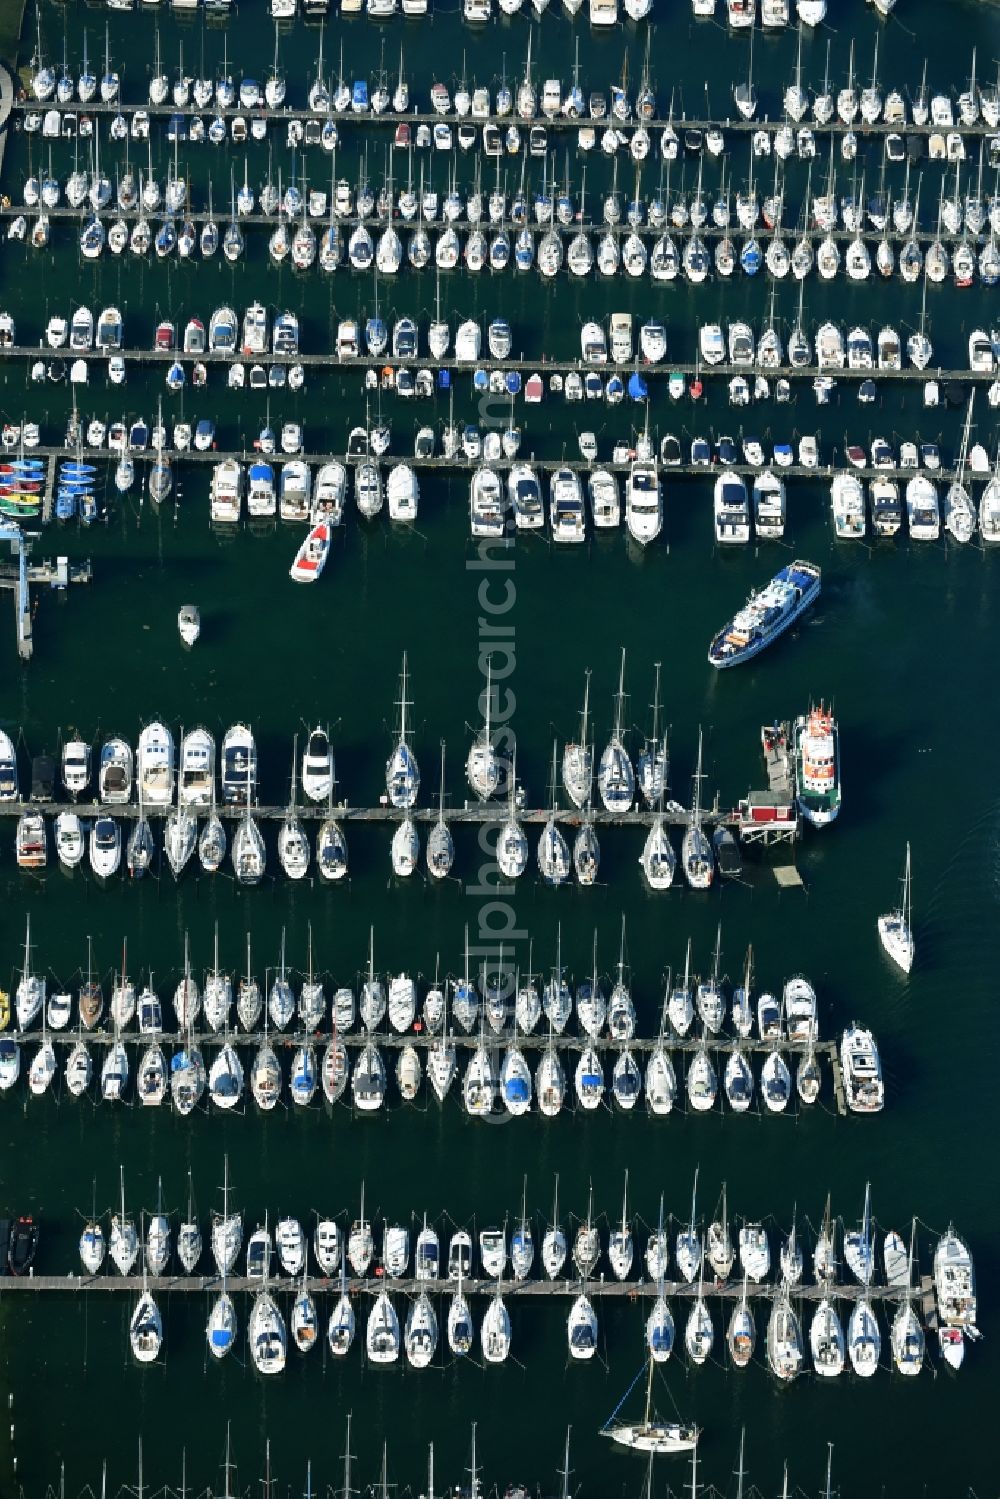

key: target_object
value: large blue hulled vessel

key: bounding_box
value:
[708,561,821,669]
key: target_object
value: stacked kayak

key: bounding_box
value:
[56,459,97,524]
[0,456,44,519]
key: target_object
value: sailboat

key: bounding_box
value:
[675,1168,702,1283]
[466,660,500,799]
[877,842,914,972]
[327,1261,356,1356]
[348,1185,374,1277]
[79,1182,106,1275]
[603,1355,698,1452]
[567,1286,599,1360]
[360,927,386,1030]
[727,1272,755,1367]
[177,1171,201,1273]
[426,742,455,879]
[562,671,593,808]
[386,652,420,807]
[130,1255,163,1364]
[707,1185,735,1280]
[537,744,571,885]
[683,1259,716,1367]
[844,1182,874,1286]
[608,1171,634,1280]
[109,1167,139,1275]
[681,731,713,888]
[292,1270,320,1354]
[278,736,311,879]
[890,1219,925,1376]
[810,1294,845,1377]
[645,990,677,1115]
[199,772,226,873]
[542,1178,567,1279]
[480,1283,511,1363]
[944,393,977,544]
[598,650,635,812]
[496,747,528,880]
[269,929,295,1030]
[249,1243,287,1375]
[207,1253,238,1360]
[766,1287,804,1380]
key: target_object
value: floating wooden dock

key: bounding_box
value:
[5,345,994,387]
[0,516,91,660]
[12,95,1000,142]
[13,443,975,492]
[0,797,731,829]
[0,1271,912,1304]
[4,1027,838,1059]
[0,203,986,253]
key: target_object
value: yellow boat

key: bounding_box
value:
[0,989,9,1031]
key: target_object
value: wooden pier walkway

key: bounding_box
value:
[0,534,91,661]
[0,798,732,829]
[0,204,986,254]
[3,1027,839,1060]
[12,94,1000,143]
[4,345,992,388]
[15,444,974,491]
[0,1271,913,1304]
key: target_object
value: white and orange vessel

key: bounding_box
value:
[793,704,841,827]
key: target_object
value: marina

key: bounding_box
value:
[0,0,997,1491]
[0,1171,976,1383]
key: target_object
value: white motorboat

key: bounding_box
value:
[290,521,331,583]
[625,459,662,544]
[176,601,201,646]
[137,720,173,806]
[387,463,419,522]
[89,815,121,879]
[840,1025,884,1113]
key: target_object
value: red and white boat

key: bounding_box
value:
[289,522,331,584]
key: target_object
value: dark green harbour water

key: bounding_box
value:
[0,0,999,1492]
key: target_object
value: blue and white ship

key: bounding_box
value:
[708,560,821,669]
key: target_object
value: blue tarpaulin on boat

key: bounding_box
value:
[505,1078,529,1102]
[473,369,489,391]
[628,372,648,400]
[437,370,451,390]
[505,372,521,394]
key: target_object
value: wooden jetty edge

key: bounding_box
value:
[0,1271,917,1304]
[0,798,734,828]
[5,346,995,387]
[11,95,1000,142]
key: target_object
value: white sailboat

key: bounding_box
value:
[598,650,635,812]
[562,671,593,809]
[877,842,914,973]
[466,660,501,800]
[602,1354,697,1452]
[681,730,713,888]
[426,742,455,879]
[386,652,420,807]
